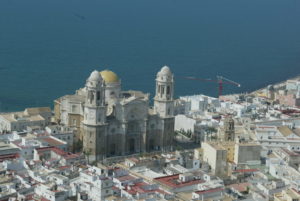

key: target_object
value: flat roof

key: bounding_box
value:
[195,187,224,195]
[39,137,65,146]
[154,174,204,188]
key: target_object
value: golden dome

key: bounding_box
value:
[99,70,119,83]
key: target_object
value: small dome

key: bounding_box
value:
[158,66,172,76]
[88,70,102,82]
[100,70,119,83]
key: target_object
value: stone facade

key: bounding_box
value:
[224,116,235,141]
[54,66,175,162]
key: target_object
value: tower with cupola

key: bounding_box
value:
[154,66,174,117]
[82,70,107,162]
[154,66,175,151]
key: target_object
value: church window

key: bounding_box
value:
[88,91,95,104]
[167,86,170,95]
[158,85,161,93]
[150,124,155,129]
[161,86,165,95]
[72,105,77,113]
[110,144,116,155]
[167,108,171,115]
[97,91,100,100]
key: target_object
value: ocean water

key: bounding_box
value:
[0,0,300,112]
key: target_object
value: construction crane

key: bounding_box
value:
[183,75,241,97]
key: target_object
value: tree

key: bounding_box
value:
[73,139,83,152]
[83,149,91,164]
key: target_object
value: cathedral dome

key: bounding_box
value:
[157,66,172,76]
[100,70,119,83]
[88,70,102,82]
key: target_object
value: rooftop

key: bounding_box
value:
[195,187,224,195]
[154,174,204,189]
[39,137,65,146]
[278,126,294,137]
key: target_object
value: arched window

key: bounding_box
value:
[167,86,170,95]
[110,144,116,155]
[97,91,100,100]
[149,139,155,150]
[129,139,135,153]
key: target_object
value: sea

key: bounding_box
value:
[0,0,300,112]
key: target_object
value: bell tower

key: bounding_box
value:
[224,116,235,141]
[154,66,174,117]
[82,70,107,162]
[154,66,175,151]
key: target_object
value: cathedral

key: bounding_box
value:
[54,66,175,162]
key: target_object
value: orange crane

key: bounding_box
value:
[183,75,241,97]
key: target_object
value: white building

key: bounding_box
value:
[46,125,74,151]
[70,166,113,201]
[234,142,262,164]
[0,141,20,156]
[0,107,51,132]
[255,125,300,150]
[202,142,228,178]
[178,94,220,114]
[34,183,69,201]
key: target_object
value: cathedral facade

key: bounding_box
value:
[54,66,175,162]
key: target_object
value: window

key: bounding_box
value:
[167,86,170,95]
[150,124,155,129]
[97,91,100,100]
[72,105,77,113]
